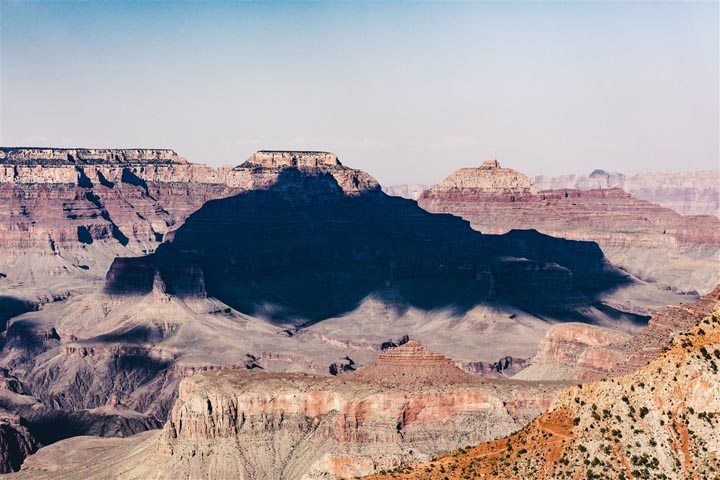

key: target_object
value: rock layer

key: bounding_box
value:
[0,148,379,302]
[365,293,720,480]
[9,342,560,479]
[535,169,720,217]
[418,159,720,294]
[516,285,720,381]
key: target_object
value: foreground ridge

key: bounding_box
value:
[364,287,720,480]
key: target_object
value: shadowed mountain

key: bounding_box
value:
[106,167,633,326]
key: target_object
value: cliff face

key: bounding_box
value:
[0,410,37,474]
[0,148,378,300]
[10,342,560,480]
[534,169,720,218]
[418,160,720,294]
[364,294,720,480]
[516,285,720,381]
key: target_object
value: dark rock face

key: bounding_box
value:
[0,412,37,474]
[106,168,630,324]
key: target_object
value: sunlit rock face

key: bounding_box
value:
[419,159,720,294]
[515,285,720,382]
[9,342,559,480]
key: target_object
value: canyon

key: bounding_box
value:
[7,341,562,479]
[0,147,716,477]
[515,285,720,382]
[534,169,720,218]
[369,290,720,480]
[418,158,720,295]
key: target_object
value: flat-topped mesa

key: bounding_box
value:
[428,157,539,195]
[0,147,185,166]
[233,150,381,195]
[354,340,477,387]
[240,150,341,169]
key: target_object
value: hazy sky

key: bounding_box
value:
[1,1,718,186]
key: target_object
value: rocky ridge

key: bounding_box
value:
[535,169,720,217]
[9,342,561,479]
[0,148,377,303]
[364,292,720,480]
[516,285,720,381]
[418,159,720,294]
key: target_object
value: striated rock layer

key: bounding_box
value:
[419,159,720,294]
[364,293,720,480]
[9,342,561,479]
[535,168,720,217]
[0,147,377,302]
[516,285,720,381]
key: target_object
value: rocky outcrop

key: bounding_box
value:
[513,323,630,381]
[243,150,340,168]
[10,342,561,479]
[353,340,476,387]
[430,157,538,195]
[535,169,720,217]
[365,294,720,480]
[0,410,37,473]
[517,285,720,381]
[457,356,531,377]
[418,159,720,294]
[0,148,378,299]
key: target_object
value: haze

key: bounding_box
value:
[1,0,718,186]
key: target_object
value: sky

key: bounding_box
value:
[1,1,718,186]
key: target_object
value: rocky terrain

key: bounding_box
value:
[516,285,720,382]
[535,169,720,218]
[8,341,562,479]
[0,148,375,304]
[364,291,720,480]
[0,148,706,475]
[0,410,36,474]
[418,159,720,295]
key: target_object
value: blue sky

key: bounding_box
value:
[1,1,718,185]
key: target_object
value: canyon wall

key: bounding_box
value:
[365,295,720,480]
[516,284,720,381]
[534,169,720,217]
[9,342,560,479]
[418,159,720,294]
[0,148,378,299]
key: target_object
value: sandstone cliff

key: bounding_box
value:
[364,292,720,480]
[9,342,560,479]
[535,169,720,217]
[516,285,720,381]
[0,148,377,302]
[419,159,720,294]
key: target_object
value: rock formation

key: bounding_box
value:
[0,148,377,305]
[0,148,692,474]
[364,294,720,480]
[0,410,36,474]
[535,169,720,217]
[418,159,720,294]
[516,285,720,381]
[9,342,560,479]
